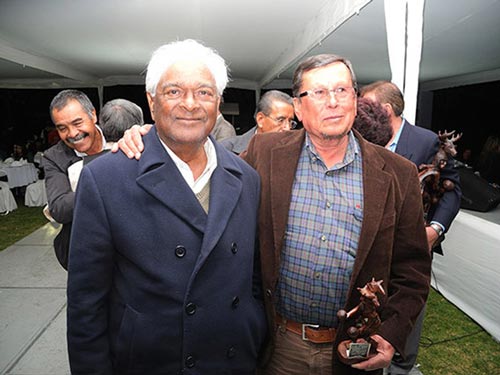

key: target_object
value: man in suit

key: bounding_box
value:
[360,81,461,375]
[221,90,296,154]
[42,89,106,269]
[66,39,267,374]
[114,54,431,375]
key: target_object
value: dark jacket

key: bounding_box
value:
[42,141,81,268]
[67,128,267,374]
[220,126,257,154]
[395,120,461,231]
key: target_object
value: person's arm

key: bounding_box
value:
[42,153,75,224]
[67,166,114,374]
[424,135,462,248]
[431,155,461,230]
[111,124,152,159]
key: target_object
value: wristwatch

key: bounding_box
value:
[429,223,444,237]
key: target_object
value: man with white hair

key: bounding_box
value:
[67,39,267,374]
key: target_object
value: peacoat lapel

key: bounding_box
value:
[194,140,245,270]
[135,127,208,234]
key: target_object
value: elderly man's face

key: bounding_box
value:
[256,100,295,133]
[147,60,220,149]
[51,99,100,154]
[293,62,357,143]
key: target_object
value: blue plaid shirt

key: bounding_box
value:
[276,131,364,327]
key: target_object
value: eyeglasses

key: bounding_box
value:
[298,86,355,102]
[160,86,218,102]
[263,114,298,129]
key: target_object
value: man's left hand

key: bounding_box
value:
[351,334,395,371]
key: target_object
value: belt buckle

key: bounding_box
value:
[301,323,320,341]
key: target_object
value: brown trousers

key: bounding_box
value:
[260,327,334,375]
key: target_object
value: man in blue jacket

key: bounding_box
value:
[66,39,267,374]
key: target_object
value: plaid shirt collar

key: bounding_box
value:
[304,130,360,170]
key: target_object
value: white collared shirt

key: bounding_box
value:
[160,136,218,194]
[387,119,405,152]
[69,125,107,191]
[74,125,107,157]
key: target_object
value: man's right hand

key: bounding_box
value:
[111,124,152,159]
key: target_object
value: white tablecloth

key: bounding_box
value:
[24,180,48,207]
[431,208,500,342]
[0,181,17,213]
[0,163,38,188]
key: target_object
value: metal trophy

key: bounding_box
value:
[336,278,385,365]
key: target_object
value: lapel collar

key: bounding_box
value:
[271,129,305,256]
[194,141,244,270]
[350,131,393,287]
[135,128,207,233]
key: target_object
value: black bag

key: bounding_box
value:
[458,167,500,212]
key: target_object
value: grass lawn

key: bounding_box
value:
[0,201,47,251]
[418,288,500,374]
[1,201,500,374]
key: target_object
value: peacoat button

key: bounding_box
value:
[231,296,240,309]
[185,302,197,315]
[226,346,236,358]
[231,242,238,254]
[185,354,196,368]
[266,289,272,298]
[175,245,186,258]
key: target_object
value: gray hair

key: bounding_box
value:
[254,90,293,119]
[49,89,95,122]
[145,39,229,97]
[292,54,358,98]
[99,99,144,142]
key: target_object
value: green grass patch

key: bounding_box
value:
[0,201,47,251]
[418,288,500,374]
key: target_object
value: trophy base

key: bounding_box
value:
[337,339,376,365]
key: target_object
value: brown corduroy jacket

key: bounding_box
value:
[243,129,431,375]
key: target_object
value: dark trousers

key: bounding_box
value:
[387,305,426,374]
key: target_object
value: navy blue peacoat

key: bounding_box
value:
[67,127,267,374]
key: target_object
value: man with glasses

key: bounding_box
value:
[66,39,267,374]
[244,54,430,374]
[114,53,431,375]
[221,90,296,154]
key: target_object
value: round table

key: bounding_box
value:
[0,163,39,188]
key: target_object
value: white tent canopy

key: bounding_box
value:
[1,0,499,96]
